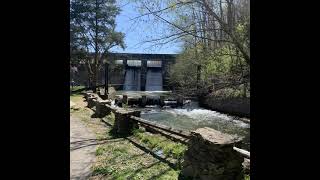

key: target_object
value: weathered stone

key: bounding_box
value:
[84,92,93,100]
[108,87,116,100]
[159,96,165,107]
[95,99,112,117]
[182,127,244,180]
[113,108,140,135]
[87,96,98,108]
[242,158,250,174]
[122,95,128,105]
[192,127,239,145]
[199,95,250,117]
[141,95,147,107]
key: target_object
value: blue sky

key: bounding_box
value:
[110,1,182,54]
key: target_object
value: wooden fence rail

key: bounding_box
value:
[130,116,191,139]
[233,146,250,159]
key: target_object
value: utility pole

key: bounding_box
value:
[104,62,109,97]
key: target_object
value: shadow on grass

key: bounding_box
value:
[100,118,113,127]
[70,87,88,94]
[70,137,124,151]
[70,138,124,151]
[125,137,178,170]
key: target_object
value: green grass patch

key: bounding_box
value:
[132,129,187,160]
[92,140,180,179]
[70,85,85,91]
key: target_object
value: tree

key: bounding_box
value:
[131,0,249,97]
[70,0,125,92]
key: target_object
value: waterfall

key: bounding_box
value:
[146,68,163,91]
[123,67,141,91]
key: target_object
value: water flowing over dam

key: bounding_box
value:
[123,59,164,91]
[145,68,163,91]
[123,67,141,91]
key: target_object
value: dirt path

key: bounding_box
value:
[70,115,97,180]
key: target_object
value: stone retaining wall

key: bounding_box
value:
[199,95,250,117]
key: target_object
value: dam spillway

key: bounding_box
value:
[123,60,163,91]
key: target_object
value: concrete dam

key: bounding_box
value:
[70,53,176,91]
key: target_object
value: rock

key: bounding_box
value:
[242,158,250,174]
[181,127,244,180]
[108,87,116,100]
[181,165,194,177]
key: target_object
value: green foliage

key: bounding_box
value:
[70,0,125,89]
[70,0,125,51]
[169,42,249,98]
[93,166,113,175]
[96,146,105,156]
[70,85,85,92]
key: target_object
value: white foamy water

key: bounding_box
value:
[166,108,249,128]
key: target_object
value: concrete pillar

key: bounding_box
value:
[162,59,167,90]
[141,95,147,107]
[177,96,184,107]
[122,59,128,90]
[123,59,127,67]
[122,95,128,105]
[113,109,141,135]
[96,99,112,118]
[160,96,165,107]
[181,127,244,180]
[140,60,147,91]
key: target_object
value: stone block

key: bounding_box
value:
[141,95,147,107]
[181,127,244,180]
[87,96,97,108]
[96,99,112,117]
[113,108,140,135]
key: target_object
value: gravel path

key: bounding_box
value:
[70,115,97,180]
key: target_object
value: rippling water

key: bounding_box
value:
[113,91,250,150]
[140,102,250,150]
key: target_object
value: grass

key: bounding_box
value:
[132,129,187,160]
[70,85,85,91]
[92,139,180,180]
[91,131,181,180]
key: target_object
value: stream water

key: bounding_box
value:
[114,91,250,150]
[140,102,250,150]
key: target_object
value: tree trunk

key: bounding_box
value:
[92,67,97,92]
[93,0,99,93]
[196,64,201,89]
[243,83,247,98]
